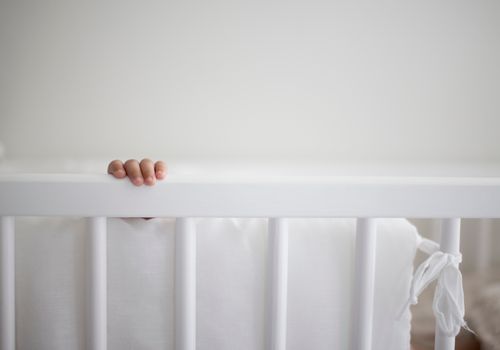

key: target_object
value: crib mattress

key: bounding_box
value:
[13,217,419,350]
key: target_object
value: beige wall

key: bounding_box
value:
[1,0,500,162]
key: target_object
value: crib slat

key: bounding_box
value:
[267,218,289,350]
[434,218,461,350]
[175,218,196,350]
[350,218,377,350]
[1,216,15,350]
[87,217,107,350]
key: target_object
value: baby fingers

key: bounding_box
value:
[108,159,167,186]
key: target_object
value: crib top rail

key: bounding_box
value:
[1,172,499,218]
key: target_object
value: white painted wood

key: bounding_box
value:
[87,217,107,350]
[175,218,196,350]
[350,218,377,350]
[267,218,289,350]
[434,218,461,350]
[476,219,492,274]
[1,174,500,218]
[1,217,15,350]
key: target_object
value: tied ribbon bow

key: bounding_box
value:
[404,239,470,337]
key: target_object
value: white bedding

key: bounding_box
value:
[13,217,419,350]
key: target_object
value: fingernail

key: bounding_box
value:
[133,177,143,185]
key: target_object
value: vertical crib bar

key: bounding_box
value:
[476,219,492,275]
[350,218,377,350]
[175,218,196,350]
[434,218,461,350]
[1,217,15,350]
[87,217,107,350]
[267,218,289,350]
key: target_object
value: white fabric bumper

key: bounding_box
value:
[14,217,420,350]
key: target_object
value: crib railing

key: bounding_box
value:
[1,173,500,350]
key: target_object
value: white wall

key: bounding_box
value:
[1,0,499,162]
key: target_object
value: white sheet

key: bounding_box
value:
[13,217,419,350]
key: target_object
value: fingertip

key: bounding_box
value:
[145,176,156,186]
[132,177,144,186]
[154,161,167,180]
[108,159,124,175]
[113,169,126,178]
[156,170,165,180]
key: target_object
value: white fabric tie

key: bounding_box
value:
[405,239,469,337]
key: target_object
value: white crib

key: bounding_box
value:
[1,167,499,350]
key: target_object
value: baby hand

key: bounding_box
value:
[107,159,167,186]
